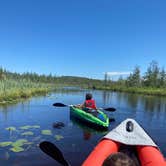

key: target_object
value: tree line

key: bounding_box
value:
[116,61,166,88]
[0,60,165,89]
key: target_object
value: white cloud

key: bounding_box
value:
[104,71,132,76]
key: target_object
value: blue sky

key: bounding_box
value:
[0,0,166,79]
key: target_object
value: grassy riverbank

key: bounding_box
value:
[0,60,166,105]
[96,86,166,96]
[0,79,56,104]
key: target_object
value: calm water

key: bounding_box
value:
[0,89,166,166]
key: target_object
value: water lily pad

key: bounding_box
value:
[21,131,34,136]
[32,125,40,129]
[0,142,12,147]
[41,130,52,135]
[19,125,32,130]
[5,127,16,131]
[19,125,40,130]
[11,139,28,147]
[54,135,64,141]
[10,146,24,152]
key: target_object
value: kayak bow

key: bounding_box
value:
[82,118,166,166]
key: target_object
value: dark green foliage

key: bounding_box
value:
[143,61,160,87]
[126,66,141,87]
[0,60,166,99]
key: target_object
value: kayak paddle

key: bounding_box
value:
[53,102,116,112]
[39,141,70,166]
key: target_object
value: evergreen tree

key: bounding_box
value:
[126,66,141,87]
[159,67,166,87]
[143,61,160,87]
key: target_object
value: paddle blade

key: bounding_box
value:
[39,141,69,166]
[104,107,116,112]
[53,103,67,107]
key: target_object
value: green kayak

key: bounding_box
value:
[70,106,109,129]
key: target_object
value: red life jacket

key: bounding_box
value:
[85,99,96,109]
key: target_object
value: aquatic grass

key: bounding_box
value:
[97,86,166,96]
[0,79,57,104]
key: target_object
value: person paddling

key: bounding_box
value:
[77,93,97,114]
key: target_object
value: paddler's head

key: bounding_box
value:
[102,152,136,166]
[85,93,92,100]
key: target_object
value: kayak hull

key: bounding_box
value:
[82,119,166,166]
[70,106,109,129]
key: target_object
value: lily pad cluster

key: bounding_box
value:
[0,139,31,153]
[10,139,28,152]
[0,124,64,155]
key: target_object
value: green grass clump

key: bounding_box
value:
[0,79,56,104]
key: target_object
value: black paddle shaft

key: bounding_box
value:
[53,102,116,112]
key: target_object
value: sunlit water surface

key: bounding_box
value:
[0,89,166,166]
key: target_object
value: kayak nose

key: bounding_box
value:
[126,121,134,132]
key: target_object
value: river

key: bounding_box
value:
[0,89,166,166]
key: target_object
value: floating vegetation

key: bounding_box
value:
[31,125,40,129]
[5,127,16,131]
[11,139,28,147]
[1,124,55,153]
[21,131,34,136]
[10,146,24,152]
[41,130,52,135]
[19,125,32,130]
[19,125,40,130]
[9,139,29,153]
[54,135,64,141]
[0,142,12,147]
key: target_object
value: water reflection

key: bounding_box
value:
[0,89,166,166]
[101,91,166,113]
[70,113,107,141]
